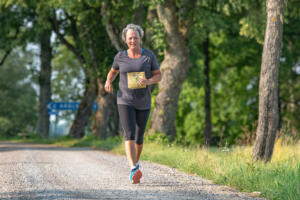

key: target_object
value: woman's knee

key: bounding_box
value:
[135,135,144,145]
[124,132,136,141]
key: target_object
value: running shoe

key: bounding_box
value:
[136,162,140,170]
[129,167,142,184]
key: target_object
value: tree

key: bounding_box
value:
[36,29,52,138]
[252,0,284,162]
[149,0,196,138]
[48,2,117,138]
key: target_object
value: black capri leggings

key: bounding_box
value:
[117,104,150,145]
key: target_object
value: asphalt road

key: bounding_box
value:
[0,142,265,200]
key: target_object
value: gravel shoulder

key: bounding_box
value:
[0,142,265,200]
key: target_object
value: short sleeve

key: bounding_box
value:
[150,51,160,71]
[112,52,121,70]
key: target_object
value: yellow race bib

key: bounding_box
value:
[127,72,146,89]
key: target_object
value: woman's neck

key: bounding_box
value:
[127,47,142,58]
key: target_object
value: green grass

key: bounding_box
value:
[1,134,122,151]
[1,134,299,200]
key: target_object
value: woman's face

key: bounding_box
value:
[126,29,141,50]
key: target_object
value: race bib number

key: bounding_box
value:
[127,72,146,89]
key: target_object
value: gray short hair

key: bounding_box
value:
[121,24,144,45]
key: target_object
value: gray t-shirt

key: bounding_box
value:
[112,48,160,110]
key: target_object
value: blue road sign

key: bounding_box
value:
[47,102,98,115]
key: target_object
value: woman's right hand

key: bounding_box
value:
[104,81,113,93]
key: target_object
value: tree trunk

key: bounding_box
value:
[92,80,118,139]
[69,76,98,138]
[37,30,52,138]
[0,27,19,67]
[203,36,212,146]
[252,0,284,162]
[0,50,11,66]
[149,0,194,138]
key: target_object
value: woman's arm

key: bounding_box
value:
[139,70,162,86]
[104,68,119,93]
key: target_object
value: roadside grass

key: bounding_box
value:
[111,137,299,200]
[1,134,299,200]
[0,134,122,150]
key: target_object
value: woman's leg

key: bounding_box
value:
[125,140,136,168]
[117,105,137,168]
[135,144,143,163]
[135,109,150,163]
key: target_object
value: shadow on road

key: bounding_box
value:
[0,188,247,200]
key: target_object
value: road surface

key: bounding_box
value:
[0,142,264,200]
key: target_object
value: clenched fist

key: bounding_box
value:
[104,81,113,93]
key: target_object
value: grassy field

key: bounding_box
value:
[1,134,299,200]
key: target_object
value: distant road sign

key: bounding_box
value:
[47,102,98,115]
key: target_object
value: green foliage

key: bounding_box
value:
[148,18,166,58]
[0,2,32,53]
[278,3,300,137]
[0,0,53,49]
[0,117,13,134]
[0,49,37,136]
[25,0,117,81]
[51,45,85,121]
[144,132,172,144]
[238,1,266,44]
[52,45,84,101]
[150,0,165,7]
[176,82,205,145]
[177,24,262,146]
